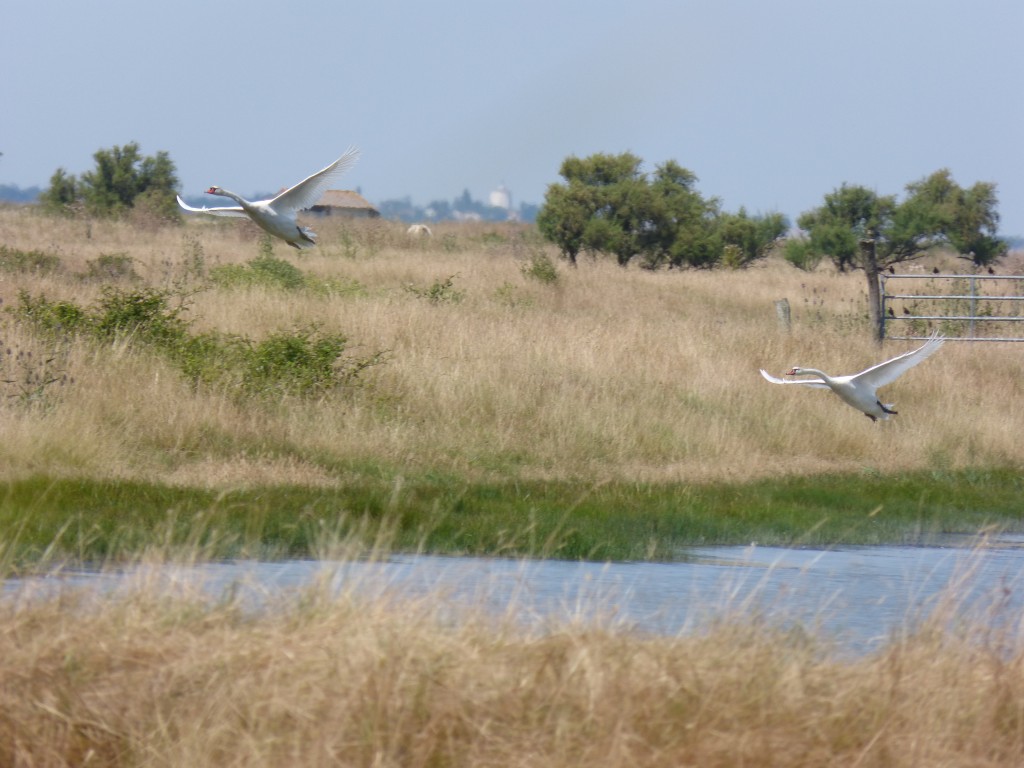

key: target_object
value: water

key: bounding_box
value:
[7,536,1024,655]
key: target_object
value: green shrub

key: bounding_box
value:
[13,291,89,337]
[180,326,385,400]
[783,238,824,272]
[405,274,464,304]
[13,288,189,347]
[85,252,138,282]
[92,287,190,347]
[721,243,744,270]
[249,255,305,289]
[10,289,385,402]
[171,331,227,390]
[520,251,559,285]
[210,255,306,291]
[242,327,349,398]
[0,245,62,275]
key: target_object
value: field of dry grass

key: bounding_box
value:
[3,208,1024,765]
[2,206,1021,490]
[2,557,1022,767]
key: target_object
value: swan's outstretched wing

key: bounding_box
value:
[270,147,360,213]
[176,196,249,218]
[759,369,831,389]
[851,333,945,389]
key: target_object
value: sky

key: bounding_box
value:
[3,0,1022,235]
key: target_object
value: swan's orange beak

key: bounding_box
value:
[205,186,219,195]
[785,368,799,376]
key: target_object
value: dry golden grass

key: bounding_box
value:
[1,206,1022,489]
[4,208,1024,765]
[1,561,1022,767]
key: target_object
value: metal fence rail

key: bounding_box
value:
[880,273,1024,342]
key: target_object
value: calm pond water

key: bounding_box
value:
[7,535,1024,655]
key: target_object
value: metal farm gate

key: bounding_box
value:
[880,273,1024,342]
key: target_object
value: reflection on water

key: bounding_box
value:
[7,536,1024,655]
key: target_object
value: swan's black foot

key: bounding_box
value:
[865,413,877,422]
[295,226,317,247]
[877,400,898,416]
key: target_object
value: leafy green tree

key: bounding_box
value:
[39,168,80,215]
[41,142,180,219]
[538,153,783,270]
[559,152,648,266]
[903,169,1004,267]
[587,174,655,266]
[715,208,789,269]
[536,182,593,266]
[644,160,719,269]
[539,152,649,266]
[791,185,896,272]
[793,170,1006,339]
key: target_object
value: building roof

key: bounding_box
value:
[312,189,378,212]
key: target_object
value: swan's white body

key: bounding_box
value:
[176,147,359,249]
[759,334,945,421]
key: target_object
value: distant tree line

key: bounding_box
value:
[0,151,42,203]
[11,145,1012,336]
[536,152,1007,340]
[377,189,540,224]
[0,184,42,203]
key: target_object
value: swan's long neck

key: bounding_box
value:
[800,368,835,385]
[213,188,250,207]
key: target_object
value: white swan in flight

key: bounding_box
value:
[760,333,945,421]
[176,147,360,249]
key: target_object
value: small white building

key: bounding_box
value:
[488,184,512,211]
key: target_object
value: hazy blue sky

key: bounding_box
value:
[3,0,1022,234]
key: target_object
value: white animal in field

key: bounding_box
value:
[176,148,359,249]
[759,333,945,421]
[406,224,432,237]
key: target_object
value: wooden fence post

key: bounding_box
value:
[774,298,791,333]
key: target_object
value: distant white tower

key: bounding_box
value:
[488,183,512,211]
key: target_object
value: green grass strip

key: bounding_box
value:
[1,468,1021,568]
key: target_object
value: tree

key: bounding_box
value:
[645,160,720,269]
[39,168,80,214]
[903,169,1004,267]
[557,152,650,266]
[538,152,784,269]
[41,142,180,219]
[536,182,592,265]
[793,171,1006,340]
[539,152,653,267]
[715,208,788,269]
